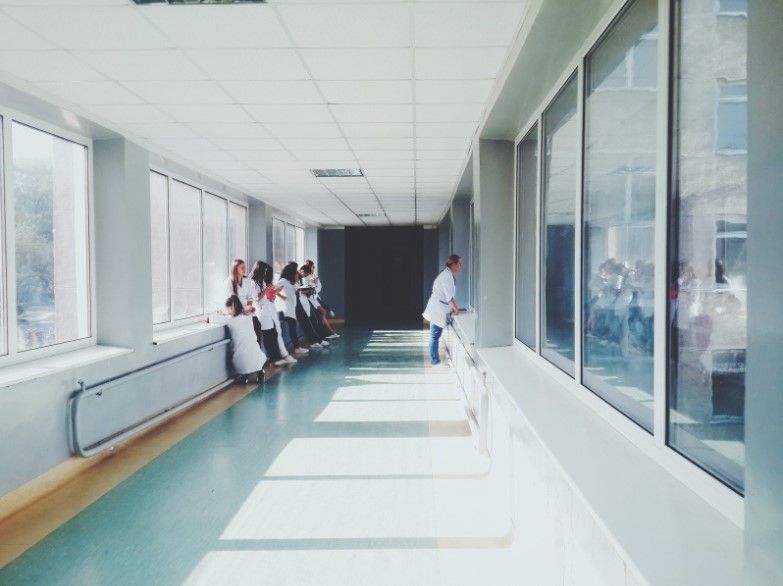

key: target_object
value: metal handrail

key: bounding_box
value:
[69,339,230,457]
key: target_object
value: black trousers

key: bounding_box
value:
[296,301,323,345]
[309,303,331,338]
[261,327,283,362]
[283,316,300,350]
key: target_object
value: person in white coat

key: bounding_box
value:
[249,261,297,367]
[422,254,462,365]
[206,295,266,384]
[276,263,308,355]
[303,259,339,339]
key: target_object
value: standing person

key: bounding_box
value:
[276,263,308,356]
[296,265,329,348]
[249,261,296,367]
[304,260,339,339]
[422,254,462,365]
[299,264,334,341]
[224,258,261,344]
[205,295,266,385]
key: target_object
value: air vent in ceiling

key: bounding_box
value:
[132,1,267,5]
[311,169,364,178]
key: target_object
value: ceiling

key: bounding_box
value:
[0,0,527,226]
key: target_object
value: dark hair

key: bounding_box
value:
[446,254,461,267]
[280,263,298,283]
[225,295,244,316]
[250,260,273,287]
[300,264,312,276]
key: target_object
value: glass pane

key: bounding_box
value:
[150,172,170,324]
[203,193,228,312]
[228,202,247,263]
[272,219,285,276]
[541,74,578,374]
[583,0,658,431]
[285,223,295,265]
[669,0,747,493]
[170,180,202,320]
[515,124,538,348]
[13,123,90,351]
[0,119,4,356]
[296,226,305,265]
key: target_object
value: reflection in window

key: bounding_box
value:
[272,218,285,276]
[150,172,169,324]
[170,180,202,320]
[203,193,228,312]
[228,202,247,264]
[295,226,305,265]
[716,82,747,153]
[515,125,538,349]
[717,0,747,16]
[541,74,578,375]
[669,0,747,493]
[13,123,90,351]
[583,0,657,431]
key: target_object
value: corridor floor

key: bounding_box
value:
[0,329,515,586]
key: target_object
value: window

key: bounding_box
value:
[12,122,90,353]
[583,0,658,431]
[716,82,747,153]
[717,0,746,16]
[203,193,228,313]
[228,201,247,264]
[272,217,305,274]
[669,0,747,493]
[515,124,538,349]
[151,171,248,326]
[150,172,169,325]
[541,74,578,375]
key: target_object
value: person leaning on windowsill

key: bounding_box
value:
[423,254,461,366]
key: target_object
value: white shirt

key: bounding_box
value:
[422,268,456,328]
[224,276,253,306]
[211,313,266,374]
[250,281,278,330]
[309,274,323,308]
[275,278,297,318]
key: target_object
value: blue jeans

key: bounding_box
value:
[429,323,443,364]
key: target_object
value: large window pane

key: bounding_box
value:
[541,74,578,374]
[295,226,305,265]
[228,202,247,263]
[150,172,169,324]
[515,124,538,348]
[0,119,4,356]
[272,218,285,276]
[13,123,89,351]
[170,180,202,320]
[669,0,747,492]
[285,223,295,265]
[583,0,658,431]
[203,193,228,312]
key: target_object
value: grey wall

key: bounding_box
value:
[745,1,783,583]
[450,200,472,309]
[473,139,515,348]
[248,199,268,264]
[422,228,439,311]
[317,228,346,319]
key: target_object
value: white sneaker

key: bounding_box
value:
[326,333,340,339]
[311,342,323,348]
[274,359,288,367]
[283,355,298,364]
[294,348,309,355]
[320,340,330,347]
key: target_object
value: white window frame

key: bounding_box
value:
[151,167,248,332]
[714,79,748,155]
[272,216,306,271]
[509,0,743,527]
[0,108,96,368]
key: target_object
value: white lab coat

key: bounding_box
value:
[223,277,253,306]
[275,278,297,318]
[309,274,323,308]
[211,313,266,375]
[250,281,278,330]
[423,268,456,328]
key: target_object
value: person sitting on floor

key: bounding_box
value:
[205,295,266,385]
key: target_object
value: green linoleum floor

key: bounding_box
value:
[0,328,515,586]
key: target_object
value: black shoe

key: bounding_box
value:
[257,371,265,385]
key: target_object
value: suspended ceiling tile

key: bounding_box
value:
[36,81,143,105]
[186,49,308,81]
[141,4,289,49]
[0,50,104,81]
[415,102,485,123]
[331,104,413,123]
[413,2,526,48]
[301,48,411,81]
[278,4,409,48]
[186,122,271,139]
[4,6,171,50]
[415,47,508,80]
[90,104,171,124]
[122,122,199,139]
[245,104,333,123]
[319,80,412,104]
[72,50,203,82]
[348,137,414,151]
[157,103,253,123]
[219,80,323,104]
[414,80,495,104]
[0,12,54,50]
[123,80,231,104]
[340,123,413,138]
[264,123,342,139]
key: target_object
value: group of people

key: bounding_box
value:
[207,258,339,384]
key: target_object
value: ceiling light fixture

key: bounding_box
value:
[311,169,364,178]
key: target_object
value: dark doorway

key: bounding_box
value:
[345,226,424,327]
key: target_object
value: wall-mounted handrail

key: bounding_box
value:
[69,339,230,457]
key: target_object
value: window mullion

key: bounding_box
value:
[4,115,18,359]
[574,63,586,388]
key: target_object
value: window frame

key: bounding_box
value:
[272,216,306,272]
[509,0,743,525]
[150,166,248,332]
[0,108,96,368]
[714,80,748,155]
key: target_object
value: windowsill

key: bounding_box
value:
[476,344,744,586]
[152,321,225,346]
[452,311,477,347]
[0,345,133,390]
